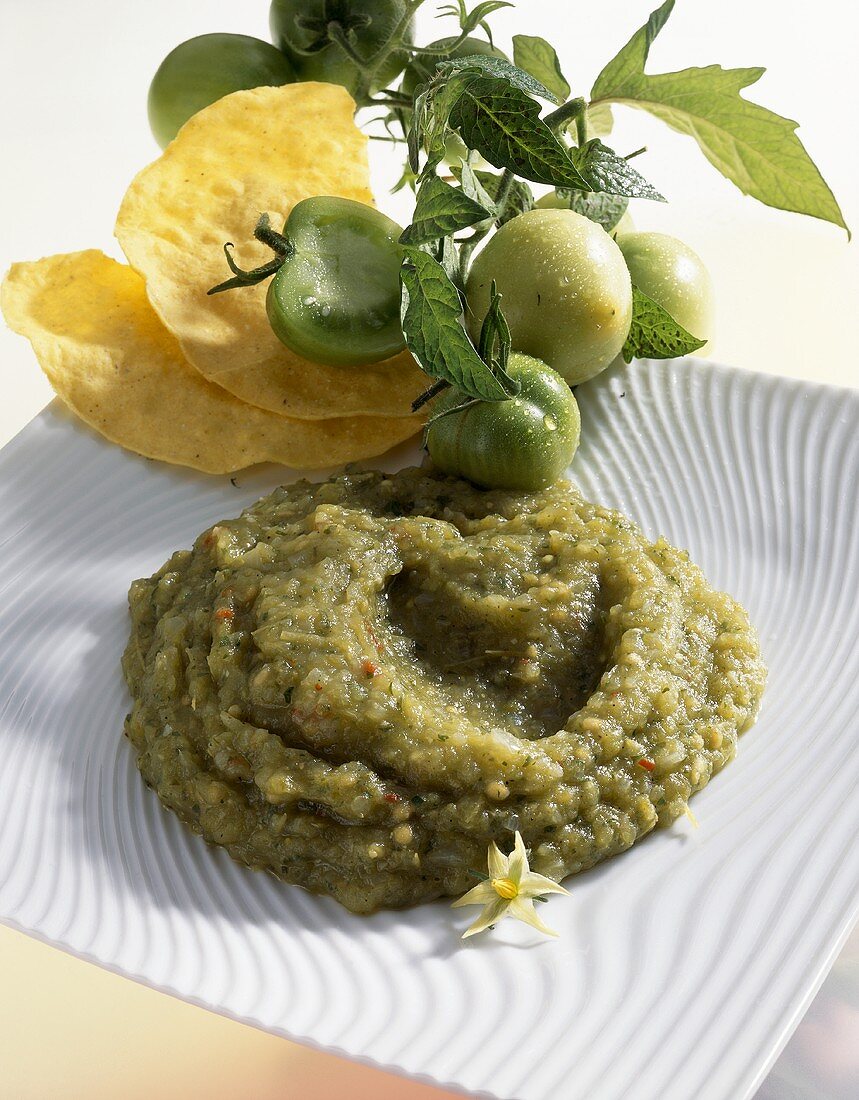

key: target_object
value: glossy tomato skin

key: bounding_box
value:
[148,33,295,148]
[270,0,414,101]
[465,209,633,386]
[265,196,405,367]
[426,353,580,491]
[616,231,714,346]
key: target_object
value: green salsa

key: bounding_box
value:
[123,468,766,913]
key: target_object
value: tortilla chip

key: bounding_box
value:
[1,251,419,474]
[115,83,427,420]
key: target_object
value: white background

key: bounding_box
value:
[0,2,857,1098]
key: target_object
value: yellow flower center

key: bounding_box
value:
[491,877,519,900]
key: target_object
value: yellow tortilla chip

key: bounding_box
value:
[115,83,427,420]
[1,251,419,474]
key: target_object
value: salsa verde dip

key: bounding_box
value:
[123,468,766,913]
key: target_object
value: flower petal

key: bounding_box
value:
[451,880,497,909]
[508,896,558,937]
[519,870,569,897]
[487,840,508,881]
[462,895,510,939]
[507,831,529,884]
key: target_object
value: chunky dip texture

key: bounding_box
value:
[122,468,766,913]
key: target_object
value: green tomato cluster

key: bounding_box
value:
[430,210,713,490]
[146,4,715,496]
[148,1,414,148]
[466,209,713,386]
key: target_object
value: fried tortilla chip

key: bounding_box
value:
[1,251,419,473]
[115,83,427,420]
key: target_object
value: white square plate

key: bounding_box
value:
[0,358,856,1100]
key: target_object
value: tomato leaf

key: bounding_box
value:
[477,281,515,390]
[407,84,428,173]
[457,161,498,212]
[622,286,707,362]
[400,249,517,400]
[449,77,590,189]
[440,55,559,103]
[553,188,629,232]
[411,73,474,175]
[400,175,495,244]
[585,102,614,137]
[571,139,665,201]
[512,35,571,104]
[437,234,462,291]
[453,166,535,225]
[591,0,848,232]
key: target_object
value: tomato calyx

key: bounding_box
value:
[293,2,373,58]
[208,214,293,296]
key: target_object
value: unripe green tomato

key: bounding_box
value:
[426,353,580,491]
[148,34,296,149]
[270,0,414,103]
[535,191,635,237]
[264,196,405,367]
[465,209,633,386]
[616,231,714,346]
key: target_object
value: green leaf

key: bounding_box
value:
[437,234,462,290]
[440,55,558,103]
[400,175,495,244]
[554,188,628,232]
[457,161,498,212]
[591,0,848,232]
[622,285,707,362]
[586,102,614,137]
[400,249,516,400]
[412,73,475,175]
[449,77,590,189]
[571,139,665,200]
[407,84,428,173]
[476,281,516,392]
[512,35,571,104]
[474,170,535,224]
[453,166,535,225]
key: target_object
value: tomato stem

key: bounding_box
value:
[253,214,293,258]
[409,30,473,57]
[412,377,450,412]
[326,22,372,70]
[544,96,587,138]
[207,215,293,296]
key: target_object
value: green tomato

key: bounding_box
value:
[270,0,414,103]
[616,231,714,345]
[265,196,405,367]
[426,353,580,491]
[465,209,633,386]
[400,35,506,100]
[148,34,296,149]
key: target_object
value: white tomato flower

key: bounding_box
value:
[452,831,568,939]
